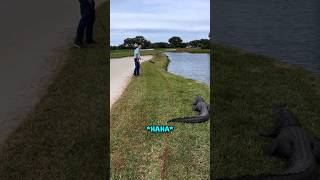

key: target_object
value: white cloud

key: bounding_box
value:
[110,0,210,45]
[111,13,209,32]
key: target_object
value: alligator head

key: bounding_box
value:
[260,104,301,138]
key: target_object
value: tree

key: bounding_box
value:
[110,46,119,50]
[150,42,170,48]
[123,36,151,49]
[134,36,151,48]
[168,36,183,48]
[181,42,188,48]
[123,38,135,48]
[199,39,210,49]
[188,39,210,49]
[189,40,201,48]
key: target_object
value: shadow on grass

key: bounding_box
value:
[0,2,109,179]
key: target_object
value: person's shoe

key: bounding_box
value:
[86,40,98,44]
[73,41,83,48]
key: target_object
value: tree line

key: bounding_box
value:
[111,36,210,50]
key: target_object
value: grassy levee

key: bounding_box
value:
[0,2,108,179]
[111,53,210,179]
[212,43,320,178]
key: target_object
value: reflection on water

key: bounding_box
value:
[213,0,320,73]
[166,52,210,85]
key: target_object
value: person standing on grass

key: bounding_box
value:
[133,43,142,76]
[74,0,97,48]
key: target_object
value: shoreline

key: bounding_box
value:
[212,42,320,75]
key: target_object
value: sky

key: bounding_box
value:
[110,0,210,46]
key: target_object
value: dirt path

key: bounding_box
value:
[110,55,153,108]
[0,0,105,145]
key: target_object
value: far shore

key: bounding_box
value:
[110,48,210,59]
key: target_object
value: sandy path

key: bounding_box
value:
[0,0,105,145]
[110,55,153,108]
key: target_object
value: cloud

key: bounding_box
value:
[110,0,210,45]
[111,13,209,31]
[112,28,209,34]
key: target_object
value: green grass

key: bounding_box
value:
[111,53,210,179]
[0,2,108,179]
[212,43,320,178]
[111,48,210,58]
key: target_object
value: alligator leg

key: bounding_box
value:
[192,105,197,111]
[273,136,293,158]
[265,139,278,156]
[192,103,201,112]
[265,137,293,158]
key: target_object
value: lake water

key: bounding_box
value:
[213,0,320,73]
[166,52,210,85]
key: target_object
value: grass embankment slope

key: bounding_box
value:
[212,44,320,178]
[111,54,210,179]
[111,48,210,58]
[0,2,108,179]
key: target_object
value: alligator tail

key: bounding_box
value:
[167,115,209,123]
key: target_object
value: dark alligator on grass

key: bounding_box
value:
[217,104,320,180]
[167,96,209,123]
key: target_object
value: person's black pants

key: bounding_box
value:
[134,59,140,76]
[75,1,95,43]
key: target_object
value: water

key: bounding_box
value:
[213,0,320,73]
[166,52,210,85]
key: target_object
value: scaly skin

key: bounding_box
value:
[167,96,209,123]
[217,105,320,180]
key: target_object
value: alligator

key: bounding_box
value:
[217,104,320,180]
[167,96,209,123]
